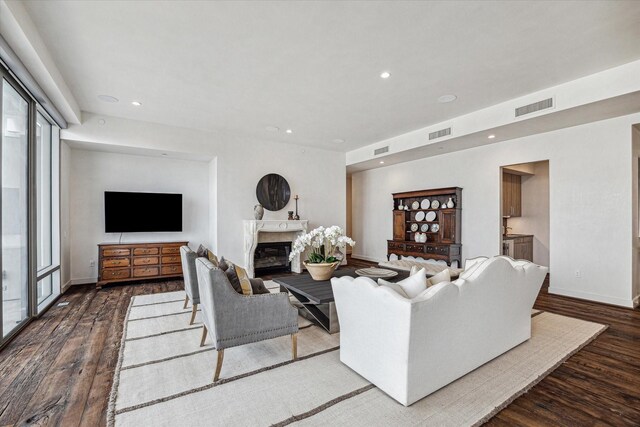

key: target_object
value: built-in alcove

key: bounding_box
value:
[500,160,550,270]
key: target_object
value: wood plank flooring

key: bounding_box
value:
[0,259,638,426]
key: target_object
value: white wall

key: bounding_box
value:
[352,113,640,308]
[215,144,346,264]
[508,161,550,267]
[68,149,210,283]
[62,113,347,276]
[632,125,640,306]
[60,141,71,290]
[208,157,218,253]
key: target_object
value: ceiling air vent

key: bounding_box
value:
[374,146,389,155]
[515,98,553,117]
[429,127,451,140]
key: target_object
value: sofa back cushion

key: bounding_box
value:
[427,268,451,287]
[378,268,427,298]
[376,279,409,298]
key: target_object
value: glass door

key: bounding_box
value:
[1,78,30,338]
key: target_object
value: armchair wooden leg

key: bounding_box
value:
[213,349,224,382]
[200,325,208,347]
[291,333,298,360]
[190,303,198,325]
[183,294,189,309]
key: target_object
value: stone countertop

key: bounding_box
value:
[502,234,534,240]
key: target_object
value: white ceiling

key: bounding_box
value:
[22,0,640,152]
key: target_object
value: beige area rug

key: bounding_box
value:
[108,283,605,427]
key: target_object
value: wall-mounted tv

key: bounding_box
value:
[105,191,182,233]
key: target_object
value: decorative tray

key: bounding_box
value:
[354,268,399,279]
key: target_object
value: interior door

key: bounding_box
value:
[1,78,31,338]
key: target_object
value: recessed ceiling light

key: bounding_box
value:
[161,153,168,157]
[97,95,119,103]
[131,101,142,106]
[380,71,391,79]
[265,126,280,132]
[488,134,496,139]
[333,138,345,144]
[98,119,106,125]
[285,129,293,134]
[379,161,385,164]
[437,94,457,103]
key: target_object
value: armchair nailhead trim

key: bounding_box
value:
[217,324,299,344]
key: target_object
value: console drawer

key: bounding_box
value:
[426,246,449,255]
[387,241,405,251]
[103,258,130,268]
[161,265,182,275]
[161,246,181,255]
[133,256,159,266]
[134,247,160,256]
[102,248,130,257]
[405,243,425,253]
[133,267,159,277]
[101,268,130,280]
[161,255,181,264]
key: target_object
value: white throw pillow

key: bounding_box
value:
[376,279,409,298]
[427,269,451,287]
[379,268,427,298]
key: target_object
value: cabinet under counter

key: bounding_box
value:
[502,234,533,261]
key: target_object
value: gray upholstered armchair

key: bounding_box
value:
[195,258,299,382]
[180,246,200,325]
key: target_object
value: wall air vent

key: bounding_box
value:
[374,146,389,155]
[515,98,553,117]
[428,127,452,140]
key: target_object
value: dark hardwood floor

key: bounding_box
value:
[0,257,638,426]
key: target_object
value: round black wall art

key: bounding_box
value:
[256,174,291,211]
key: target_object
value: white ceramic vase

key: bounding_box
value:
[304,261,340,281]
[446,197,455,208]
[254,204,264,220]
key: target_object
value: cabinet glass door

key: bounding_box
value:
[1,79,30,338]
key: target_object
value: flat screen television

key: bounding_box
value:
[105,191,182,233]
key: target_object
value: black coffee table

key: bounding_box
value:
[273,267,408,334]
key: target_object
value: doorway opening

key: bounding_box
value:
[500,161,550,280]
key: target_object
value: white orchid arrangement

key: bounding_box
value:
[289,226,356,264]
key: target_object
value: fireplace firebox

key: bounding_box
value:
[254,242,292,275]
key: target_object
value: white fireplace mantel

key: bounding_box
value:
[243,220,309,278]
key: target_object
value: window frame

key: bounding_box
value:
[0,61,63,348]
[34,107,60,313]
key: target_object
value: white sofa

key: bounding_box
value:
[331,256,548,406]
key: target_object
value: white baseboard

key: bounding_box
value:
[62,280,72,293]
[350,253,383,263]
[549,286,635,308]
[70,277,97,286]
